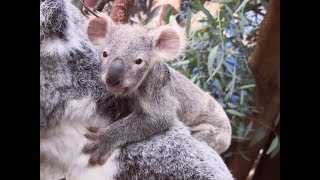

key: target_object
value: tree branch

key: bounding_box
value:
[110,0,135,23]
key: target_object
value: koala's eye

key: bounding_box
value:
[135,59,143,65]
[102,51,108,57]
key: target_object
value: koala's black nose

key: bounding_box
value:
[107,59,125,86]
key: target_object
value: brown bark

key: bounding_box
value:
[225,0,280,179]
[110,0,135,23]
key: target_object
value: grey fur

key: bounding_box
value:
[115,121,233,180]
[40,0,130,127]
[84,13,232,163]
[40,0,233,179]
[40,106,47,128]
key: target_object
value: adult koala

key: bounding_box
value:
[40,0,233,179]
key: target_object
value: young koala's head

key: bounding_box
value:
[86,14,186,96]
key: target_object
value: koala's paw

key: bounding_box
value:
[82,127,116,166]
[213,131,232,154]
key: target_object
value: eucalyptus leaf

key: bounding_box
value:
[235,0,251,14]
[238,84,256,89]
[191,74,199,83]
[190,2,214,24]
[206,56,224,83]
[211,0,233,3]
[236,122,245,137]
[240,90,244,105]
[243,121,252,138]
[266,136,279,155]
[224,90,232,101]
[270,142,280,158]
[227,102,237,108]
[172,60,190,67]
[226,109,246,117]
[238,150,251,161]
[225,78,234,91]
[186,7,192,35]
[225,66,236,91]
[208,45,220,74]
[239,13,246,33]
[224,4,234,15]
[165,8,174,24]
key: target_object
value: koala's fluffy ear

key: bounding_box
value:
[150,25,187,60]
[86,13,113,48]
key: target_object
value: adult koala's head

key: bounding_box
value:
[86,14,187,96]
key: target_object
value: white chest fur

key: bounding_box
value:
[40,97,119,180]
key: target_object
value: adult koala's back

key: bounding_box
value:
[40,0,233,179]
[40,0,127,126]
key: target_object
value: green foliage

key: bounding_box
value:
[167,0,279,160]
[101,1,113,14]
[266,136,279,155]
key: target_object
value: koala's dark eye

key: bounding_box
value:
[135,59,143,65]
[102,51,108,57]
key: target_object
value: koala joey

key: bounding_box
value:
[83,14,232,165]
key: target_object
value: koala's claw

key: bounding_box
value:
[86,143,113,165]
[83,127,115,165]
[88,149,110,165]
[84,131,99,140]
[88,151,103,165]
[87,126,99,133]
[82,141,99,153]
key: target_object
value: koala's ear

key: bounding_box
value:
[150,25,187,60]
[86,14,113,48]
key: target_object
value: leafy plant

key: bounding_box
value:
[168,0,279,160]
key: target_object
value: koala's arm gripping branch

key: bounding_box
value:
[84,91,178,165]
[85,107,175,165]
[104,110,174,146]
[105,84,179,144]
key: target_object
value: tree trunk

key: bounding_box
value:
[225,0,280,179]
[110,0,135,23]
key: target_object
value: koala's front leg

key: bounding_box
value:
[82,110,174,165]
[190,99,232,154]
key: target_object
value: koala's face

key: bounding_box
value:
[99,26,153,96]
[86,14,186,96]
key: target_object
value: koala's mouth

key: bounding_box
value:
[105,82,129,96]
